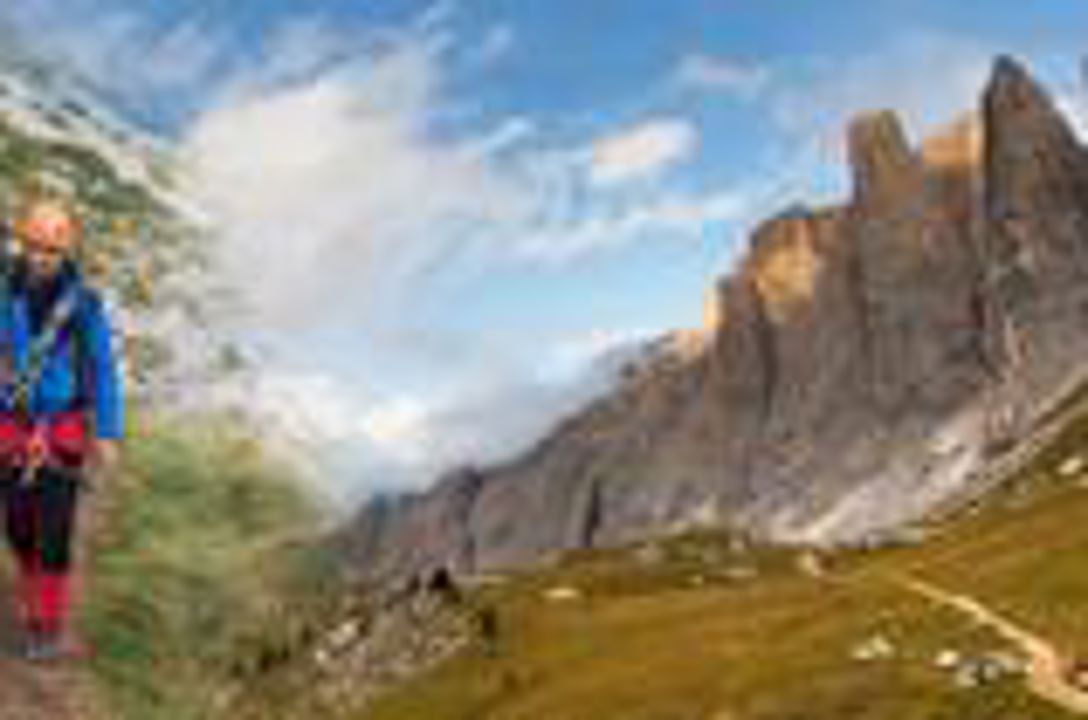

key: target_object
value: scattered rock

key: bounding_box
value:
[1060,455,1086,477]
[954,663,982,689]
[543,586,582,602]
[633,543,666,566]
[976,657,1006,683]
[947,651,1023,689]
[327,619,362,653]
[858,526,929,549]
[302,583,480,714]
[796,550,827,578]
[724,566,758,581]
[985,650,1026,676]
[851,634,895,662]
[693,546,726,566]
[893,527,930,545]
[934,649,961,669]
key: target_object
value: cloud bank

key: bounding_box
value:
[174,12,737,507]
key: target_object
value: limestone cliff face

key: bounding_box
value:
[340,57,1088,580]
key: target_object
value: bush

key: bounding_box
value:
[83,411,336,720]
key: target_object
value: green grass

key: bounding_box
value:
[78,398,1088,720]
[355,411,1088,720]
[67,401,1088,720]
[873,404,1088,665]
[83,411,337,720]
[362,544,1070,720]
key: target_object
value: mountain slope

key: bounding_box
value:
[327,398,1088,720]
[341,55,1088,581]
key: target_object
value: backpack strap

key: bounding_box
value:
[11,283,84,420]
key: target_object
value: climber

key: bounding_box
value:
[0,197,122,661]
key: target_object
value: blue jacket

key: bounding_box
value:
[0,262,123,439]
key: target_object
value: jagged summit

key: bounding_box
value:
[987,54,1062,120]
[847,109,922,210]
[984,54,1088,225]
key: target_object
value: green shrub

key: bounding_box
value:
[84,411,336,720]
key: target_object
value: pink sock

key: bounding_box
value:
[36,572,70,636]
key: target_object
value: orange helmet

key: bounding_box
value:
[15,201,80,253]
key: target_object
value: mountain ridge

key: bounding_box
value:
[340,55,1088,583]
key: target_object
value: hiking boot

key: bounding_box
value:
[21,629,60,662]
[21,629,92,663]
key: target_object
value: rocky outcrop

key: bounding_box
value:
[848,110,924,212]
[340,56,1088,581]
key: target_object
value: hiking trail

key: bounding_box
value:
[894,573,1088,715]
[0,570,101,720]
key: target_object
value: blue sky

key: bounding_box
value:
[3,0,1088,505]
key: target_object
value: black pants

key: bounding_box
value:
[0,466,81,572]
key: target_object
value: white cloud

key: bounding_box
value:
[178,24,735,501]
[589,118,698,185]
[414,0,458,35]
[539,327,658,383]
[243,17,356,91]
[0,4,230,112]
[140,21,227,92]
[472,25,515,67]
[183,21,520,320]
[512,190,751,265]
[4,3,741,504]
[215,29,1088,508]
[461,116,536,157]
[183,22,736,323]
[675,54,769,97]
[246,324,657,508]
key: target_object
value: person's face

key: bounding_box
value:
[21,211,74,280]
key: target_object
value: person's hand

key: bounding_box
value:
[90,439,120,474]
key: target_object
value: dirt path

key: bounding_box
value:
[0,571,103,720]
[894,573,1088,715]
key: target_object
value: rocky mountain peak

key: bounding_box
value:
[986,55,1067,126]
[341,56,1088,581]
[848,110,922,211]
[983,54,1088,221]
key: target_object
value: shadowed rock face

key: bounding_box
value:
[340,56,1088,581]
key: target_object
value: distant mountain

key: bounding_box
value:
[340,56,1088,581]
[0,41,197,219]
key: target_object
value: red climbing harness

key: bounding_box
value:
[0,410,89,472]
